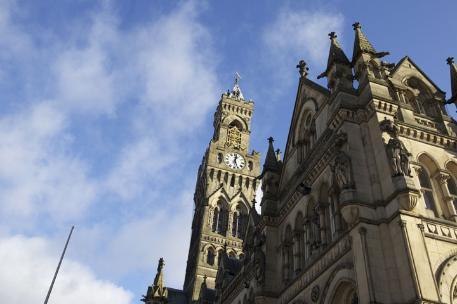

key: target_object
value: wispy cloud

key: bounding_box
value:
[0,235,133,304]
[263,8,344,66]
[0,1,219,302]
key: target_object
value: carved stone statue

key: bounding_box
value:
[333,151,354,189]
[386,137,412,177]
[380,118,412,177]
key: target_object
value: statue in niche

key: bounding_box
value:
[333,151,354,189]
[386,137,412,176]
[381,118,412,177]
[253,228,265,285]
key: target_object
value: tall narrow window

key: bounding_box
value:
[418,167,436,213]
[217,208,228,235]
[232,212,239,237]
[207,248,215,266]
[217,250,223,266]
[212,208,219,232]
[447,176,457,213]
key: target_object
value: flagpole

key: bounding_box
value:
[44,225,74,304]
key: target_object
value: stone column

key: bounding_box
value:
[318,202,328,247]
[436,172,456,221]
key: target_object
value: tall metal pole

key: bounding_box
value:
[44,225,74,304]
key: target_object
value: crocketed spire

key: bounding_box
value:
[261,137,280,175]
[351,22,389,64]
[447,57,457,103]
[142,258,168,303]
[151,258,168,298]
[318,32,351,79]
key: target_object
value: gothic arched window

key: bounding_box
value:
[418,166,437,215]
[283,225,294,281]
[232,205,247,239]
[212,208,219,232]
[213,201,228,235]
[405,78,440,119]
[217,250,224,267]
[227,120,243,150]
[448,176,457,214]
[294,213,305,273]
[207,247,215,266]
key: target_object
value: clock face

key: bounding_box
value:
[224,152,245,170]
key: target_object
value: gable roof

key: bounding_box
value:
[390,56,445,94]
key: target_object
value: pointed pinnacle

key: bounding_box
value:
[329,32,337,39]
[352,22,361,30]
[447,57,455,65]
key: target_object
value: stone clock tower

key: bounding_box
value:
[183,76,261,301]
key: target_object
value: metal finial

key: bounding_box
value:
[234,72,241,84]
[329,32,337,39]
[296,60,309,78]
[230,72,244,100]
[268,136,274,144]
[352,22,361,30]
[447,57,455,65]
[203,274,207,283]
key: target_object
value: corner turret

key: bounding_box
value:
[318,32,353,93]
[259,137,282,216]
[142,258,169,304]
[351,22,389,85]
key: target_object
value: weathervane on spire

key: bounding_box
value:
[230,72,245,100]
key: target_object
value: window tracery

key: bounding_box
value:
[418,166,436,212]
[405,77,441,119]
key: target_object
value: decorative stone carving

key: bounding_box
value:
[311,285,320,302]
[380,118,412,177]
[253,229,266,285]
[398,191,419,211]
[333,151,354,190]
[296,60,309,78]
[341,205,359,226]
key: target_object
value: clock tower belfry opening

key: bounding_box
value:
[182,74,261,302]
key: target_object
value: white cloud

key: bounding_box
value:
[0,102,97,226]
[0,0,220,300]
[133,1,219,132]
[263,8,344,67]
[0,234,133,304]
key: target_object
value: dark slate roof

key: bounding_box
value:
[168,288,187,304]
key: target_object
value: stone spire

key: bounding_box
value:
[447,57,457,104]
[260,137,280,176]
[351,22,389,64]
[142,258,168,303]
[318,32,351,79]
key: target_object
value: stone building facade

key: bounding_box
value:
[143,23,457,304]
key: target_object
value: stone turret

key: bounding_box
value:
[143,258,169,304]
[259,137,281,216]
[351,22,389,85]
[447,57,457,105]
[318,32,353,93]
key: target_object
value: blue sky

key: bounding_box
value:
[0,1,455,303]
